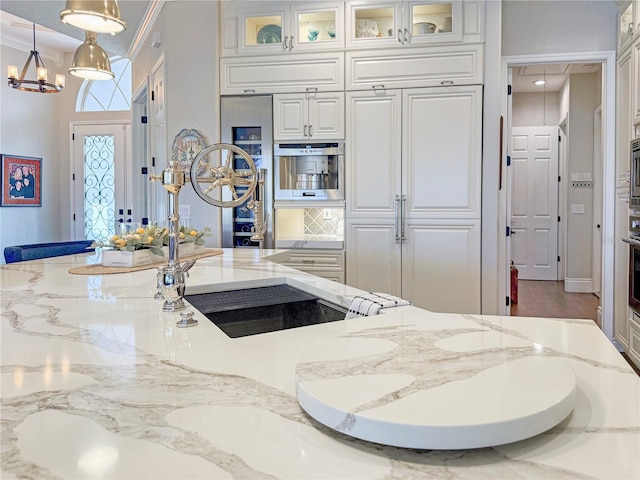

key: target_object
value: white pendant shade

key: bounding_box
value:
[60,0,126,34]
[68,31,114,80]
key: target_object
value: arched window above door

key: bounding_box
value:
[75,56,131,112]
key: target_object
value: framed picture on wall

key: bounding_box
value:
[1,154,42,207]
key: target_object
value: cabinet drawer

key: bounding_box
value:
[283,250,345,270]
[346,44,483,90]
[220,52,344,94]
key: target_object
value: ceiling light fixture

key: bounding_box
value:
[68,31,115,80]
[7,23,65,93]
[533,79,546,86]
[60,0,126,34]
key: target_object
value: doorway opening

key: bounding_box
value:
[504,56,614,336]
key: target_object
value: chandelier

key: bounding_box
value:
[7,23,65,93]
[60,0,126,34]
[68,31,115,80]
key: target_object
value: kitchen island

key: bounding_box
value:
[1,249,639,479]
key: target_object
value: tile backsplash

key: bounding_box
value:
[303,208,344,236]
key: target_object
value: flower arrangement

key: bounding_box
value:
[93,224,211,256]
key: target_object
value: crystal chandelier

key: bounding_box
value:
[7,24,65,93]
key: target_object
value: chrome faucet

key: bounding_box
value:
[151,160,197,312]
[248,168,268,245]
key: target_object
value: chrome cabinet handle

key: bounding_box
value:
[302,259,316,264]
[304,125,308,137]
[289,36,294,50]
[404,28,411,44]
[401,195,407,244]
[308,125,313,137]
[283,35,288,51]
[397,29,403,44]
[394,195,400,244]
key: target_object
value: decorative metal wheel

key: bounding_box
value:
[189,143,258,208]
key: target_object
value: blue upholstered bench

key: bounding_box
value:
[3,240,94,264]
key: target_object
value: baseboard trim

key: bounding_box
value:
[564,278,594,293]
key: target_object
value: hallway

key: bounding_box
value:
[510,280,600,325]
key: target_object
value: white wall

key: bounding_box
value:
[512,91,560,126]
[565,71,601,285]
[0,44,66,261]
[502,1,618,56]
[132,1,221,246]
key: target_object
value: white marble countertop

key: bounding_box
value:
[1,248,639,479]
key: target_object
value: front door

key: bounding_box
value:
[72,122,133,242]
[510,126,559,281]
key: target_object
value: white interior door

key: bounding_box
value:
[510,126,559,280]
[72,123,132,242]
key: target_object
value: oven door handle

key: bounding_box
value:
[623,237,640,246]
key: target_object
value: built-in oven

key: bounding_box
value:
[274,142,344,201]
[627,215,640,314]
[629,137,640,208]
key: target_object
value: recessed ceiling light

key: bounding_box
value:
[533,80,546,86]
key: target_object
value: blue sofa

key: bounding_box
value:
[4,240,94,264]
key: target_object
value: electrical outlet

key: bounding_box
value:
[323,208,332,220]
[179,204,191,219]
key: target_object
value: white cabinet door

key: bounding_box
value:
[617,50,632,190]
[274,93,307,139]
[633,40,640,126]
[614,189,630,348]
[346,221,402,295]
[402,220,480,313]
[346,89,402,219]
[274,92,344,141]
[403,86,482,218]
[308,92,344,139]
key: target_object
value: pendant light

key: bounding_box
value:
[60,0,126,34]
[68,31,115,80]
[7,24,65,93]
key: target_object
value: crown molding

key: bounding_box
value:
[128,0,165,61]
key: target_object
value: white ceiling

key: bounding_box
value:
[511,62,603,93]
[0,0,151,58]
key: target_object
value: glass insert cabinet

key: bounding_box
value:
[224,1,462,55]
[238,2,345,53]
[346,1,462,47]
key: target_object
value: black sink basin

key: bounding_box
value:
[184,284,346,338]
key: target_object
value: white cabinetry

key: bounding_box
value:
[629,311,640,367]
[346,0,464,48]
[278,249,345,283]
[222,1,344,56]
[220,52,344,95]
[274,91,344,140]
[347,44,482,90]
[634,40,640,127]
[346,85,481,313]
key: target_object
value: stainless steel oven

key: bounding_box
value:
[629,137,640,208]
[627,215,640,313]
[274,142,344,201]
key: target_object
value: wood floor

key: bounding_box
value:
[510,280,640,376]
[510,280,600,325]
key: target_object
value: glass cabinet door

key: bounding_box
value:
[619,2,634,50]
[240,5,287,53]
[404,1,462,44]
[293,2,344,51]
[347,1,402,48]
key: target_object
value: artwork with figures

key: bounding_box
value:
[1,154,41,206]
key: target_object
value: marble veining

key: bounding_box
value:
[1,249,639,479]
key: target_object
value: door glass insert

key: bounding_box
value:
[245,15,283,46]
[411,3,452,35]
[354,6,394,39]
[83,135,116,243]
[297,10,337,44]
